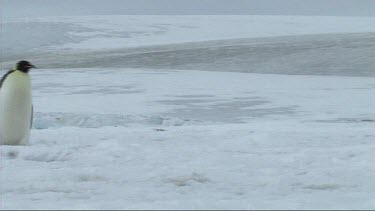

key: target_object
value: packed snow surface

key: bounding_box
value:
[1,69,374,209]
[1,15,375,209]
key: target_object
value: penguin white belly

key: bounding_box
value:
[0,70,32,145]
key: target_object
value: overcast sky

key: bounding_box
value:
[2,0,375,18]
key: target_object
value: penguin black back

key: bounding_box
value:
[0,70,15,89]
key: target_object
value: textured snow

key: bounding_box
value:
[1,15,375,209]
[2,15,375,56]
[1,69,374,209]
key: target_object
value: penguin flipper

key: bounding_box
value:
[0,70,15,90]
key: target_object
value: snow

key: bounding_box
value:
[1,69,375,209]
[1,15,375,209]
[2,15,375,55]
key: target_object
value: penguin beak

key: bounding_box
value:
[27,64,36,69]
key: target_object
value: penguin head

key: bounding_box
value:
[16,61,36,73]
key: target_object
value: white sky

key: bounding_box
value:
[2,0,375,18]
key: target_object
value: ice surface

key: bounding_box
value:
[5,32,373,77]
[1,68,375,209]
[1,15,375,209]
[2,16,375,76]
[2,15,375,56]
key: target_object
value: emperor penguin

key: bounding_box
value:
[0,61,35,145]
